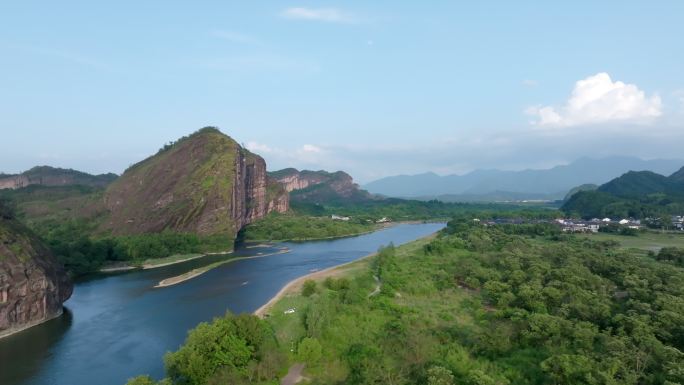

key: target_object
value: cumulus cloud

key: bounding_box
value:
[526,72,662,127]
[280,7,356,23]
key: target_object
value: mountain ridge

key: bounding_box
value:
[363,156,684,199]
[0,166,117,190]
[562,166,684,219]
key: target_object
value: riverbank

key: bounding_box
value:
[253,231,440,318]
[0,308,64,340]
[154,249,291,288]
[244,222,411,243]
[99,250,234,273]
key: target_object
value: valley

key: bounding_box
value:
[1,128,683,385]
[4,4,684,385]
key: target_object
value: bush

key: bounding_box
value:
[298,337,322,364]
[163,313,280,385]
[302,280,317,297]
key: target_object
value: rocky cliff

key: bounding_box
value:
[103,127,288,237]
[0,166,117,190]
[0,203,73,338]
[269,168,372,204]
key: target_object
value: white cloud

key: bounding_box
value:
[245,141,273,153]
[280,7,356,23]
[526,72,662,127]
[522,79,538,87]
[300,144,321,153]
[247,121,684,184]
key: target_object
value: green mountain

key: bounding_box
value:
[669,166,684,184]
[562,166,684,218]
[0,166,117,190]
[562,183,598,202]
[599,170,678,197]
[103,127,288,237]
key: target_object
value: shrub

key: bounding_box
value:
[302,280,317,297]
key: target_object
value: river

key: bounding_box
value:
[0,222,445,385]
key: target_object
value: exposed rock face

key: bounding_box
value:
[269,168,372,204]
[0,205,72,338]
[271,168,330,192]
[103,127,288,237]
[0,166,117,190]
[270,169,359,196]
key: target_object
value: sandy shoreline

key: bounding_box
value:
[154,249,291,288]
[253,251,377,317]
[253,230,442,318]
[99,250,234,273]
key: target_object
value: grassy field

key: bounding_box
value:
[578,230,684,251]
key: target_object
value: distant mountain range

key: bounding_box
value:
[0,166,117,190]
[562,166,684,219]
[363,157,684,201]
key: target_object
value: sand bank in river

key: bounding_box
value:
[154,249,291,288]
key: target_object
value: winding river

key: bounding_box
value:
[0,222,445,385]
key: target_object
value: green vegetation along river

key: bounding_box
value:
[0,222,444,385]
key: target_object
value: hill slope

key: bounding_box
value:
[364,156,684,199]
[103,127,288,237]
[562,166,684,219]
[0,166,117,190]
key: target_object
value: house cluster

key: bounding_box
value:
[556,217,642,233]
[555,219,601,233]
[331,215,392,224]
[673,216,684,231]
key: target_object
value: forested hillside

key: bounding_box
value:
[563,166,684,219]
[126,218,684,384]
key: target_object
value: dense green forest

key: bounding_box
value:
[291,199,559,222]
[31,218,233,276]
[0,193,231,276]
[241,213,375,241]
[241,202,560,243]
[126,218,684,384]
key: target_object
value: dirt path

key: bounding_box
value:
[368,275,381,297]
[281,363,306,385]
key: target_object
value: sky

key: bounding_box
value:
[1,1,684,183]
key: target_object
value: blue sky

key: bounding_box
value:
[2,1,683,182]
